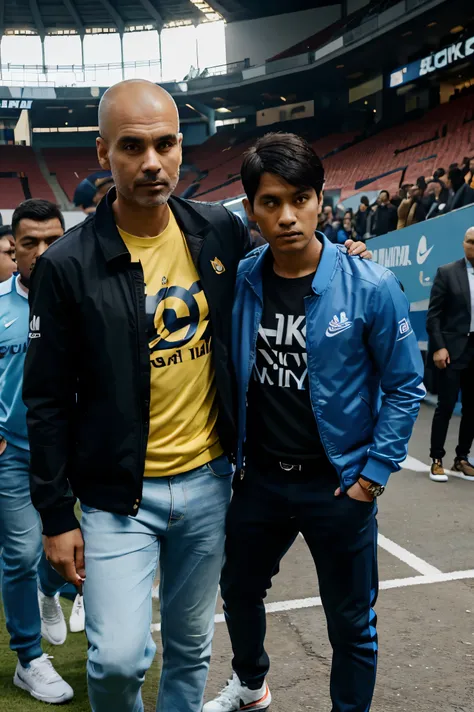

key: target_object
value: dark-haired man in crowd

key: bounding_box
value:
[0,200,73,704]
[447,167,474,211]
[205,133,425,712]
[354,195,370,238]
[372,190,397,236]
[424,181,448,219]
[22,80,369,712]
[464,157,474,190]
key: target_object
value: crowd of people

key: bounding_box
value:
[319,156,474,242]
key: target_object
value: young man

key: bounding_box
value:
[23,81,369,712]
[427,227,474,482]
[204,133,425,712]
[0,200,74,704]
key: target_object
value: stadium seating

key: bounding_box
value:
[324,94,474,198]
[184,94,474,204]
[0,146,56,205]
[0,177,27,209]
[43,148,101,202]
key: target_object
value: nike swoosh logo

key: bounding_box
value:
[417,246,433,264]
[325,324,352,338]
[4,318,18,329]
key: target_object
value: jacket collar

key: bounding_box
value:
[93,188,213,265]
[246,232,339,296]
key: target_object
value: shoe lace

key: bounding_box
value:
[41,594,63,624]
[216,675,241,706]
[28,655,61,684]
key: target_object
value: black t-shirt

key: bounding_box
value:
[246,258,326,461]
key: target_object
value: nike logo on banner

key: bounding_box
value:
[3,318,18,329]
[416,236,434,265]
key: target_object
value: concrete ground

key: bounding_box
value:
[152,403,474,712]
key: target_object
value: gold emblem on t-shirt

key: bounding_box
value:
[211,257,226,274]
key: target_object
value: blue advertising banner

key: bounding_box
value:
[369,205,474,344]
[388,33,474,88]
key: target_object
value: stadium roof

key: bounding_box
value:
[0,1,337,35]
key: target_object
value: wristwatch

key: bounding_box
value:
[358,477,385,498]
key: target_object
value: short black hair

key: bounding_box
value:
[12,199,65,237]
[448,167,464,192]
[360,195,369,207]
[433,167,445,179]
[241,132,325,207]
[0,224,13,240]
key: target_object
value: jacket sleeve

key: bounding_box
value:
[360,271,426,486]
[426,268,447,353]
[23,255,79,537]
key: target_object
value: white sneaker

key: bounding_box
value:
[69,594,85,633]
[38,591,67,645]
[203,673,271,712]
[14,654,74,704]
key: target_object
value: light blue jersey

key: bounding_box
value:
[0,275,30,450]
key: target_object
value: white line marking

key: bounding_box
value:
[401,454,429,472]
[401,454,474,476]
[150,569,474,632]
[377,533,442,575]
[300,517,441,575]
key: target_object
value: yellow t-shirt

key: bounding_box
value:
[118,209,223,476]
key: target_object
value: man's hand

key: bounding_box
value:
[433,348,450,369]
[344,239,372,260]
[43,528,85,587]
[0,437,7,456]
[334,482,374,502]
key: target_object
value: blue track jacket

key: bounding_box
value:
[232,235,426,490]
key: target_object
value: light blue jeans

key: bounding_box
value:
[81,455,233,712]
[0,442,67,664]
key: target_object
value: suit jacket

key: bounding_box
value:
[426,259,472,362]
[449,183,474,212]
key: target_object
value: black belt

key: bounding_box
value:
[248,453,334,476]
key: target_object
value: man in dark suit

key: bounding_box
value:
[427,227,474,481]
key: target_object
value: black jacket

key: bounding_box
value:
[449,183,474,212]
[354,209,368,238]
[426,258,472,362]
[23,189,249,536]
[372,203,397,236]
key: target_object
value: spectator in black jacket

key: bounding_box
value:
[464,157,474,190]
[447,168,474,212]
[372,190,398,236]
[354,196,370,238]
[424,181,448,219]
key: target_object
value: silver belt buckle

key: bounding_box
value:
[280,462,302,472]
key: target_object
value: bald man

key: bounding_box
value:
[427,227,474,482]
[23,80,369,712]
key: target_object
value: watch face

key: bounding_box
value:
[369,483,385,497]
